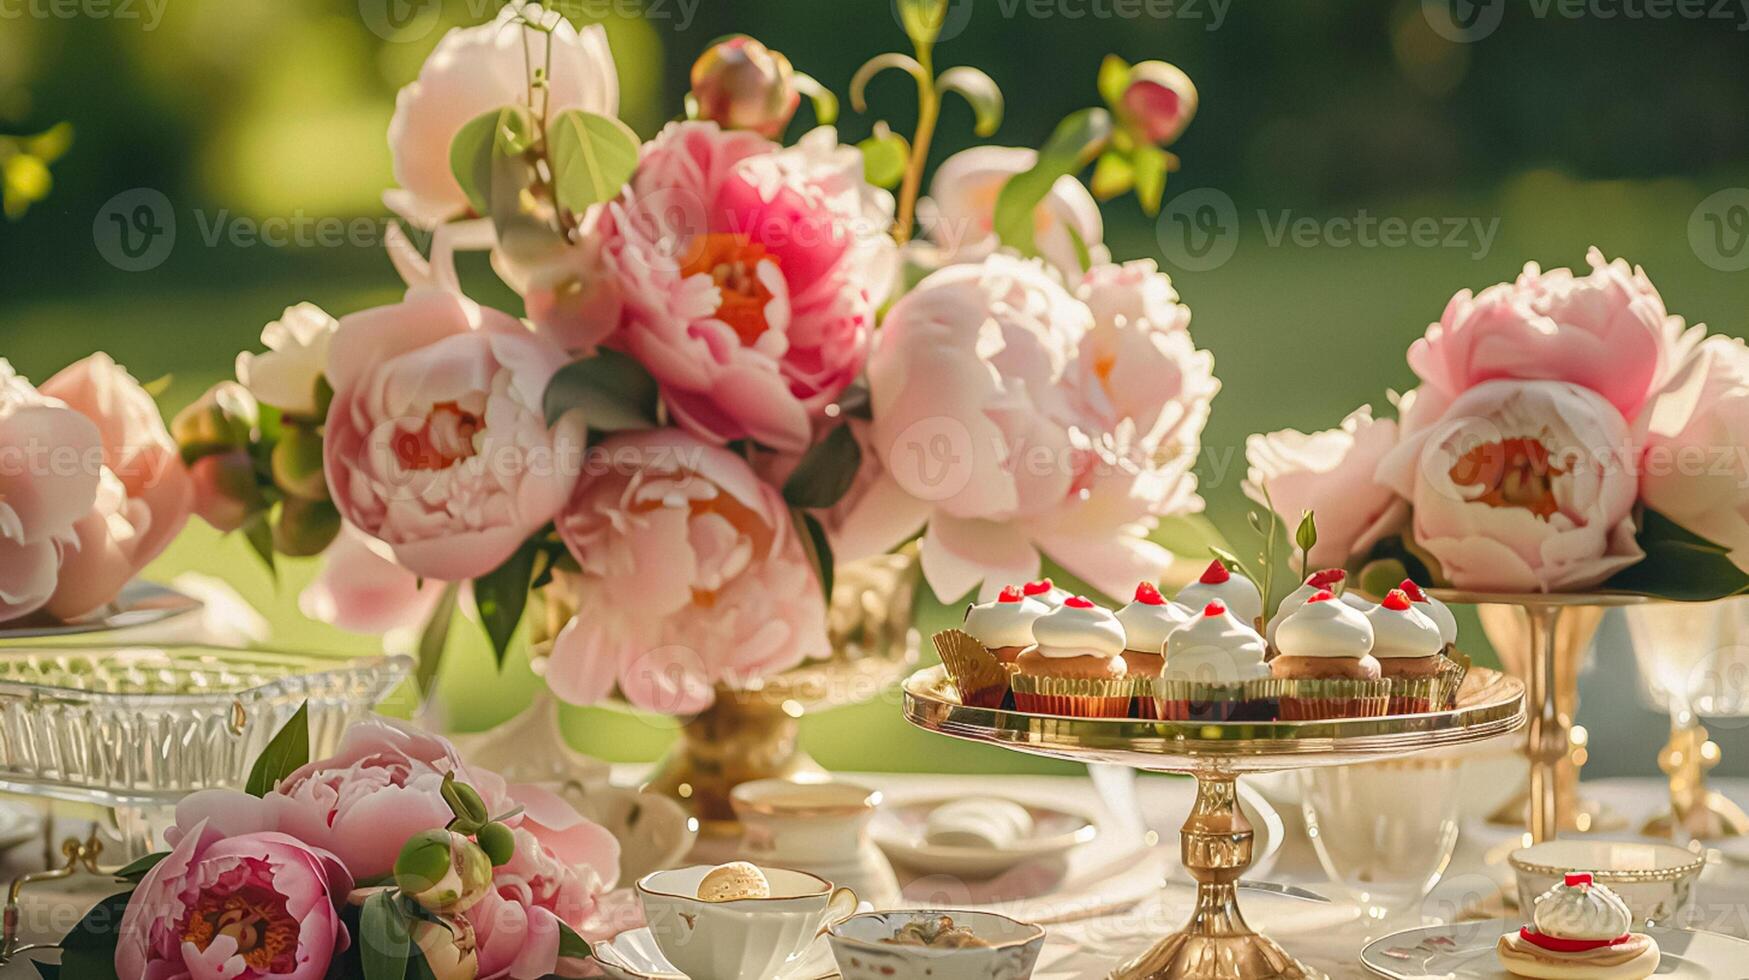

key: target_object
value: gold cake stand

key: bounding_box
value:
[902,665,1526,980]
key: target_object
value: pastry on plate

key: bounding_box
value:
[1496,872,1659,979]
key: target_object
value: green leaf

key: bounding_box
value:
[414,583,461,702]
[993,108,1112,257]
[360,890,412,980]
[1131,144,1170,215]
[114,852,169,883]
[543,348,660,431]
[32,962,59,980]
[794,72,840,127]
[1063,222,1093,275]
[783,425,862,509]
[1604,509,1749,601]
[241,509,277,581]
[937,66,1004,137]
[897,0,950,51]
[1090,150,1135,201]
[556,921,594,961]
[26,121,74,163]
[792,509,835,603]
[246,702,310,797]
[858,126,910,189]
[449,111,502,217]
[474,540,540,668]
[548,110,641,215]
[55,889,130,980]
[1097,54,1132,108]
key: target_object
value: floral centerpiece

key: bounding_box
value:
[172,0,1221,733]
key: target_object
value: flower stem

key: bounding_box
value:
[894,48,938,244]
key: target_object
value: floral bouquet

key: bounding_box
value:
[1245,248,1749,601]
[175,0,1222,715]
[41,711,624,980]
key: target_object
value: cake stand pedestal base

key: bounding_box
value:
[1110,773,1324,980]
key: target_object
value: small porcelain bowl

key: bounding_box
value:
[826,909,1046,980]
[637,865,856,980]
[1510,840,1704,927]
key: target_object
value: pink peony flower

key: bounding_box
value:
[323,286,585,582]
[1377,379,1643,592]
[1408,248,1685,423]
[1642,335,1749,569]
[39,353,194,621]
[299,522,445,634]
[174,721,621,980]
[547,428,829,713]
[919,145,1109,280]
[118,822,352,980]
[1244,406,1406,574]
[601,122,897,453]
[0,361,102,624]
[386,2,618,229]
[853,255,1215,601]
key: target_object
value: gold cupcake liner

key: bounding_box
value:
[1278,678,1392,720]
[1010,673,1133,718]
[1152,677,1286,721]
[932,629,1011,709]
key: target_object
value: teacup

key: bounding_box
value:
[1510,840,1704,927]
[827,909,1046,980]
[637,865,857,980]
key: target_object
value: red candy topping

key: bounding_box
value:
[1398,579,1431,603]
[1202,600,1227,617]
[1565,872,1593,888]
[1064,596,1096,609]
[1304,590,1337,604]
[1518,928,1630,955]
[1023,579,1056,597]
[1199,560,1230,584]
[1306,568,1346,589]
[1382,589,1412,611]
[1134,581,1166,605]
[998,585,1025,603]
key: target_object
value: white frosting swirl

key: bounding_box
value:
[1414,594,1458,646]
[964,595,1048,649]
[1176,575,1263,625]
[1367,602,1444,660]
[1030,602,1126,659]
[1340,591,1372,612]
[1275,598,1375,659]
[1267,582,1324,647]
[1533,878,1633,941]
[1117,599,1193,653]
[1164,605,1269,682]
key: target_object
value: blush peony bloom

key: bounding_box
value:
[323,287,585,582]
[919,146,1109,281]
[1642,335,1749,569]
[299,522,445,635]
[853,255,1215,602]
[1408,248,1685,424]
[173,721,621,980]
[601,122,897,453]
[118,822,352,980]
[1244,406,1406,574]
[547,428,829,713]
[235,303,337,417]
[386,2,618,229]
[1377,379,1643,592]
[39,353,194,621]
[0,361,102,624]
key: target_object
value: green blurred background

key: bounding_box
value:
[4,0,1749,778]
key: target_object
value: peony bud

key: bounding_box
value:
[172,382,259,461]
[272,495,341,557]
[475,821,515,868]
[271,423,328,501]
[412,914,479,980]
[689,35,801,139]
[395,830,494,915]
[1121,61,1198,146]
[189,450,264,533]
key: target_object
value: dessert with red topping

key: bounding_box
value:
[1270,590,1390,719]
[1011,596,1131,717]
[1021,577,1071,606]
[963,585,1049,666]
[1399,578,1459,653]
[1265,568,1347,650]
[1155,599,1275,721]
[1173,560,1263,629]
[1496,872,1659,979]
[1115,581,1191,678]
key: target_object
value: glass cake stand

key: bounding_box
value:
[901,665,1527,980]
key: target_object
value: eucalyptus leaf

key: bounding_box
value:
[993,108,1112,257]
[246,702,310,797]
[937,66,1004,137]
[360,890,412,980]
[548,110,641,214]
[474,540,540,668]
[543,348,660,431]
[783,424,862,509]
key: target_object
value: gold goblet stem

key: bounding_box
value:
[1643,704,1749,841]
[1111,770,1320,980]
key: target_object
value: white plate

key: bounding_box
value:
[1361,919,1749,978]
[871,796,1096,878]
[594,928,838,980]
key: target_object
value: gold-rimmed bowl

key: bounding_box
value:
[1509,840,1705,927]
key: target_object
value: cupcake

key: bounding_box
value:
[964,585,1048,665]
[1271,590,1389,719]
[1115,581,1192,678]
[1266,568,1348,648]
[1157,599,1272,721]
[1365,590,1445,679]
[1174,560,1264,628]
[1398,579,1458,652]
[1011,596,1131,718]
[1496,872,1659,980]
[1022,577,1071,605]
